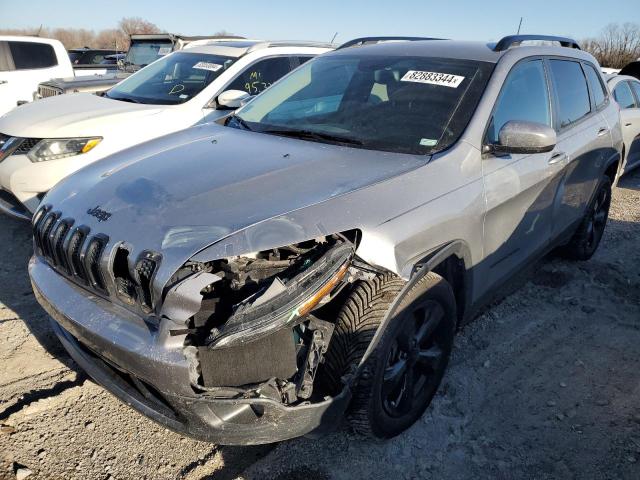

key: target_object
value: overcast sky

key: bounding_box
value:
[2,0,639,43]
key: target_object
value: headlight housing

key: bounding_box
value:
[28,137,102,162]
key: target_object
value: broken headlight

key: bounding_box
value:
[173,234,356,350]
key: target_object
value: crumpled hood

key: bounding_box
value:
[42,123,427,281]
[0,93,164,138]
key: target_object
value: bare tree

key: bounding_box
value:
[583,23,640,68]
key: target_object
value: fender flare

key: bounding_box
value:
[355,240,472,373]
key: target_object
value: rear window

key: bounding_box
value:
[548,60,591,129]
[9,41,57,69]
[583,63,607,108]
[630,81,640,105]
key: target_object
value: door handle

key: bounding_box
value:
[0,80,7,85]
[549,152,568,165]
[597,127,609,137]
[625,122,632,127]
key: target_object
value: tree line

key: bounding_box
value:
[1,18,638,68]
[0,17,236,51]
[582,23,640,69]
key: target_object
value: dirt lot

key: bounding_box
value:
[1,170,639,480]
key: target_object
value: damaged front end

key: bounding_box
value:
[161,232,359,408]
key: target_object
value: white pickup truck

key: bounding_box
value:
[0,36,74,117]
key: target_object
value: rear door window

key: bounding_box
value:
[8,41,57,69]
[487,59,551,144]
[614,82,637,109]
[548,59,591,129]
[583,63,607,108]
[226,57,294,95]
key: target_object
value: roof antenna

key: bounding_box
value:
[516,17,523,34]
[330,32,338,43]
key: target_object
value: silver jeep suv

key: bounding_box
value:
[30,35,622,445]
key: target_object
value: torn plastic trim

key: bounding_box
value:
[161,271,222,324]
[208,242,354,349]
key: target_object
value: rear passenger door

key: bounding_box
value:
[614,80,640,172]
[482,59,559,286]
[546,59,612,240]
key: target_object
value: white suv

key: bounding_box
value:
[0,40,333,219]
[0,36,73,116]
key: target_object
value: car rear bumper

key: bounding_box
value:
[30,256,350,445]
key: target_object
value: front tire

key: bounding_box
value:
[323,271,456,439]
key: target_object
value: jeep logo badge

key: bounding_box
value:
[87,206,112,222]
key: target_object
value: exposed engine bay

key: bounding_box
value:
[165,232,374,406]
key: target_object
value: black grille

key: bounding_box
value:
[33,206,161,311]
[33,207,108,295]
[15,138,42,154]
[136,256,158,311]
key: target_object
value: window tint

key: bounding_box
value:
[584,63,607,107]
[630,81,640,105]
[226,57,293,95]
[614,82,637,109]
[548,60,591,128]
[487,60,550,144]
[9,41,57,69]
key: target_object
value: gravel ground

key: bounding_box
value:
[1,169,639,480]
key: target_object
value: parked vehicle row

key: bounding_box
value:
[0,40,332,218]
[19,34,626,445]
[36,33,246,98]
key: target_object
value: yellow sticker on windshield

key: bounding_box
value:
[401,71,465,88]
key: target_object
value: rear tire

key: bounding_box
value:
[322,271,456,439]
[560,176,611,261]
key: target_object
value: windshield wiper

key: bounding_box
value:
[260,128,363,146]
[111,96,142,104]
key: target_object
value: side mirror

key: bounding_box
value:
[488,120,557,155]
[216,89,251,110]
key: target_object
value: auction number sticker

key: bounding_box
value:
[157,47,171,56]
[193,62,223,72]
[401,70,465,88]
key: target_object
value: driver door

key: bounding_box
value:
[480,59,563,291]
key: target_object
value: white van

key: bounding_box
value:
[0,36,73,116]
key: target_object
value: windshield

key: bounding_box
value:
[124,40,173,68]
[234,54,493,154]
[106,51,235,105]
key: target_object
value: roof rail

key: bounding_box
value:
[246,40,336,53]
[337,36,442,50]
[493,34,581,52]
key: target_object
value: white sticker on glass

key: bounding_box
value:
[420,138,438,147]
[157,47,171,56]
[401,70,465,88]
[193,62,223,72]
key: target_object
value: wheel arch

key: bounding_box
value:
[357,240,471,371]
